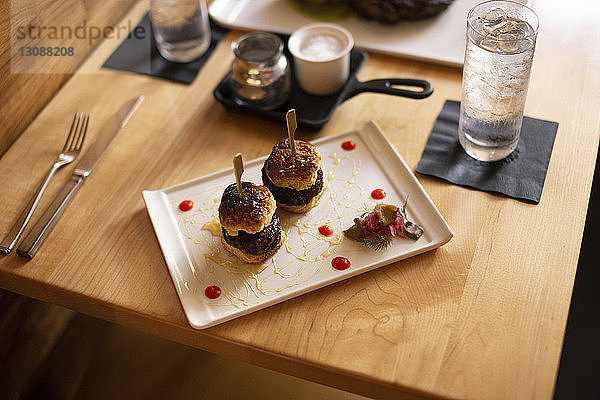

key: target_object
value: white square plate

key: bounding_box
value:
[143,121,452,329]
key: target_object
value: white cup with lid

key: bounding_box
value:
[288,23,354,96]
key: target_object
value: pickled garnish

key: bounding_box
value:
[344,200,423,250]
[373,203,397,225]
[403,221,424,240]
[359,233,393,251]
[343,217,364,240]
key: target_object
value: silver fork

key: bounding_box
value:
[0,113,89,254]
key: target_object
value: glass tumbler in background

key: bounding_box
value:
[150,0,210,63]
[459,0,539,162]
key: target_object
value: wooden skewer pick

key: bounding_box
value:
[233,153,244,197]
[286,109,297,158]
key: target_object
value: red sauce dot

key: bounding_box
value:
[179,200,194,212]
[318,225,334,236]
[341,140,356,151]
[205,285,221,299]
[371,189,386,200]
[331,256,351,271]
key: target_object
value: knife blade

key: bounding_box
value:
[16,95,144,259]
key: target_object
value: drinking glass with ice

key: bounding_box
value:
[150,0,211,63]
[458,0,539,162]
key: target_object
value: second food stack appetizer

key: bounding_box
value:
[219,154,285,264]
[262,109,324,213]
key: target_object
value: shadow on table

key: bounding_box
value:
[554,145,600,399]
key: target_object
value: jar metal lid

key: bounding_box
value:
[232,32,284,64]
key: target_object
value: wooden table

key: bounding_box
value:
[1,1,599,398]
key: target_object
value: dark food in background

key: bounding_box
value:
[349,0,455,23]
[296,0,345,4]
[262,167,324,207]
[222,214,282,255]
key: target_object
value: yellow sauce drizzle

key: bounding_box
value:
[328,152,341,165]
[178,151,368,309]
[202,218,222,237]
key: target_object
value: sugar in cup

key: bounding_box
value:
[288,23,354,96]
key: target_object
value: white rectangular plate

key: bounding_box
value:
[209,0,531,67]
[143,122,452,329]
[209,0,476,67]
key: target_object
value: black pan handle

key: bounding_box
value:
[343,77,434,101]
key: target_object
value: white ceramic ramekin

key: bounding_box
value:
[288,23,354,96]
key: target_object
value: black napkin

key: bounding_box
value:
[415,100,559,203]
[102,13,228,84]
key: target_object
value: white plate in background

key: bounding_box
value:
[209,0,532,68]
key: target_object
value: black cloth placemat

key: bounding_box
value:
[102,13,228,84]
[415,100,559,203]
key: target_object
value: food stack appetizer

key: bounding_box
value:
[219,154,285,263]
[262,110,324,213]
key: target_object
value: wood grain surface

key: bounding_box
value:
[1,0,599,399]
[0,0,137,156]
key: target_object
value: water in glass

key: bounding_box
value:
[151,0,210,63]
[459,1,538,162]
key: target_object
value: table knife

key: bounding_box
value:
[16,96,144,259]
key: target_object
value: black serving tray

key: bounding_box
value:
[213,35,433,130]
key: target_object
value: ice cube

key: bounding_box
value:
[479,37,501,52]
[488,19,519,36]
[482,8,506,26]
[497,18,532,53]
[497,35,522,54]
[509,18,535,39]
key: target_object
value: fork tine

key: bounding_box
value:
[62,113,80,152]
[73,113,89,152]
[73,113,84,150]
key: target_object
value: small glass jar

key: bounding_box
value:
[230,32,291,110]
